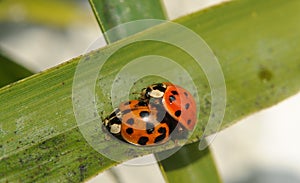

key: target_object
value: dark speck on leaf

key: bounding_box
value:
[259,67,273,82]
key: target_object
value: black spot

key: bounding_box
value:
[187,119,192,125]
[153,84,166,92]
[110,116,122,125]
[126,128,133,135]
[153,83,162,89]
[184,92,188,97]
[126,118,134,125]
[154,127,167,143]
[185,103,190,110]
[138,136,149,145]
[171,90,178,95]
[154,134,166,143]
[169,95,176,103]
[146,123,155,134]
[124,101,131,105]
[145,88,152,98]
[79,164,86,171]
[138,101,148,106]
[259,67,273,81]
[122,109,131,115]
[175,110,181,117]
[158,127,167,134]
[139,111,150,118]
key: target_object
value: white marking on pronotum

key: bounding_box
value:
[150,90,164,98]
[110,124,121,134]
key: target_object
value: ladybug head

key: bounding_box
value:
[103,108,122,135]
[148,83,167,98]
[140,83,167,101]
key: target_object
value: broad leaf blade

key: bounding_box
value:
[0,0,300,182]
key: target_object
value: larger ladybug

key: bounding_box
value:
[103,100,172,146]
[140,82,197,131]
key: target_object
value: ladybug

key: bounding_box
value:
[140,82,197,131]
[103,82,197,146]
[103,100,172,146]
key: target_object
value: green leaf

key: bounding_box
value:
[1,0,300,182]
[0,51,33,88]
[89,0,167,43]
[158,142,221,183]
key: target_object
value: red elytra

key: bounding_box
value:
[161,82,197,131]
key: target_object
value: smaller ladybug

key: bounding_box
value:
[103,100,172,146]
[140,82,197,131]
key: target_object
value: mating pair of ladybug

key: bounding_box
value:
[103,82,197,146]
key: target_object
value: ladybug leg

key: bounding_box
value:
[173,139,180,147]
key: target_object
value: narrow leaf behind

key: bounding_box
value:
[89,0,167,43]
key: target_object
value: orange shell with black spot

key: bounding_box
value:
[119,100,170,146]
[148,82,197,131]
